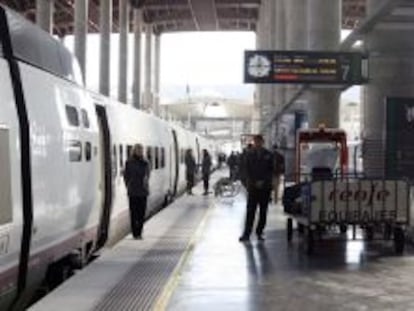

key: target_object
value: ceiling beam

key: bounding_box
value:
[188,0,218,30]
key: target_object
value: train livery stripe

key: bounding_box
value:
[0,7,34,308]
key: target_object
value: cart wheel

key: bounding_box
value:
[384,224,392,240]
[340,224,347,234]
[287,218,293,242]
[394,227,405,255]
[306,229,314,255]
[298,223,305,235]
[366,226,374,241]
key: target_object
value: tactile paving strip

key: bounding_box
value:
[92,203,207,311]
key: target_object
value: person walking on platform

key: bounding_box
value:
[124,144,150,240]
[227,151,238,181]
[201,149,212,195]
[185,149,196,195]
[239,143,253,188]
[239,135,273,242]
[272,144,285,204]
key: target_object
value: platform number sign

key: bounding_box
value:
[244,50,368,85]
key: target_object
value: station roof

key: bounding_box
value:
[0,0,365,37]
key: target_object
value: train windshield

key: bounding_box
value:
[4,8,83,86]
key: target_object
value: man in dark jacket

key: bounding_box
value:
[239,135,273,242]
[124,144,150,239]
[227,151,238,180]
[201,149,212,195]
[185,149,196,195]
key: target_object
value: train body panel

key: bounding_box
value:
[0,58,23,302]
[19,62,99,254]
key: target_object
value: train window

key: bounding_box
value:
[146,147,153,168]
[119,145,124,168]
[81,109,90,128]
[161,148,165,168]
[85,142,92,161]
[0,127,13,225]
[67,140,82,162]
[65,105,79,127]
[155,147,159,169]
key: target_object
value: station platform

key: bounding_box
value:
[30,170,414,311]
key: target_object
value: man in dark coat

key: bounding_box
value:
[185,149,196,195]
[124,144,150,239]
[227,151,238,180]
[201,149,212,195]
[239,135,273,242]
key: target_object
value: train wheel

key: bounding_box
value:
[384,224,392,240]
[287,218,293,242]
[366,226,374,241]
[394,227,405,255]
[305,228,314,255]
[298,223,305,235]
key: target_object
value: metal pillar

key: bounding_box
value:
[133,9,142,109]
[258,0,274,142]
[118,0,129,103]
[99,0,112,96]
[362,0,414,176]
[285,0,307,111]
[36,0,54,33]
[270,0,286,145]
[74,0,88,81]
[144,23,153,112]
[154,34,161,116]
[307,0,341,128]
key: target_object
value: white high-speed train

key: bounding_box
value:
[0,6,217,310]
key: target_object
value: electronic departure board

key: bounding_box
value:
[244,50,368,85]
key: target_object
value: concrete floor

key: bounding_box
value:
[166,188,414,311]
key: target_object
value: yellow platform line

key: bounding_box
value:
[152,200,215,311]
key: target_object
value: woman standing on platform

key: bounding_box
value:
[124,144,150,239]
[185,149,196,195]
[201,149,212,195]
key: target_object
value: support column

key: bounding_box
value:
[363,0,414,176]
[36,0,54,33]
[74,0,88,81]
[258,0,274,143]
[144,23,153,111]
[285,0,307,110]
[118,0,129,103]
[307,0,341,128]
[99,0,112,96]
[154,34,161,116]
[132,9,142,109]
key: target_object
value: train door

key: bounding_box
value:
[95,105,112,248]
[171,130,179,196]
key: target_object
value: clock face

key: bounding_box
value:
[247,54,271,78]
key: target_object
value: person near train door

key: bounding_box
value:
[272,144,285,204]
[201,149,212,195]
[124,144,150,240]
[239,135,273,242]
[185,149,197,195]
